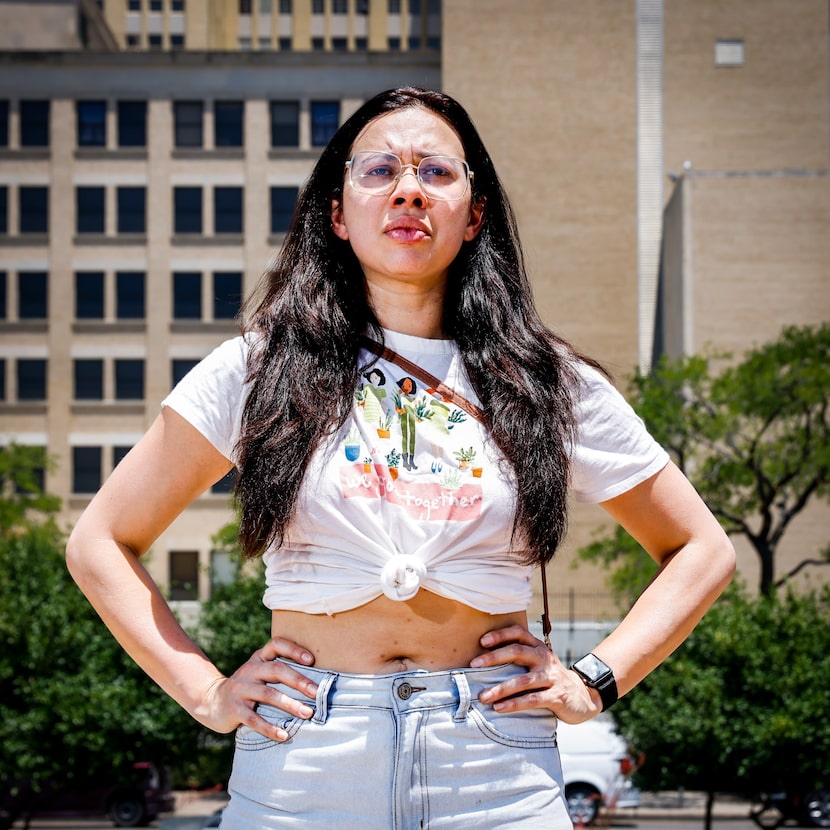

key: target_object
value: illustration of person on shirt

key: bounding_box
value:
[395,376,418,471]
[361,367,388,430]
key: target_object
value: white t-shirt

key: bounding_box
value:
[162,329,669,615]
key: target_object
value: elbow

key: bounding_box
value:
[712,531,737,595]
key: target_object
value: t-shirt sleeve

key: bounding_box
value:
[569,362,670,504]
[161,336,250,462]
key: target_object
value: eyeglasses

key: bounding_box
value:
[345,151,473,201]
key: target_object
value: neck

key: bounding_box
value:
[367,280,447,339]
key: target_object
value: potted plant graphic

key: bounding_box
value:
[377,412,392,439]
[363,456,373,474]
[343,427,361,462]
[453,446,476,470]
[385,448,401,480]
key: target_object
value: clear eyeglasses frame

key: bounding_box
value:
[344,150,474,201]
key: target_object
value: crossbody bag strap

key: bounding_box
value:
[360,336,487,425]
[361,335,554,651]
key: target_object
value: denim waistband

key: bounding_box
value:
[272,659,527,721]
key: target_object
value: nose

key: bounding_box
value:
[391,164,427,205]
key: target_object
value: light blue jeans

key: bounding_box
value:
[220,660,572,829]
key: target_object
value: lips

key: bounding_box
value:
[384,215,430,242]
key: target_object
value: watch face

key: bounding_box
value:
[574,653,611,684]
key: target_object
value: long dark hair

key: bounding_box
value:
[235,87,583,566]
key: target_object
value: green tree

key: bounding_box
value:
[578,323,830,598]
[0,444,60,532]
[614,585,830,830]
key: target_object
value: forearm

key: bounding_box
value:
[66,533,226,729]
[592,533,735,697]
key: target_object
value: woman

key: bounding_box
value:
[66,87,735,829]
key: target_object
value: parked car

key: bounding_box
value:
[750,787,830,828]
[0,761,175,829]
[558,715,641,826]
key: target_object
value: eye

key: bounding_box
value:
[352,152,400,181]
[419,158,461,184]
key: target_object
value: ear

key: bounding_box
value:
[464,197,486,242]
[331,198,349,241]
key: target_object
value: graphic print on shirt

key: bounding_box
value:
[339,362,485,522]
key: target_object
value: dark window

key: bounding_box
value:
[388,36,400,49]
[128,0,141,9]
[278,36,291,50]
[312,0,323,11]
[0,359,5,400]
[173,271,202,319]
[214,101,244,148]
[18,272,47,319]
[311,37,324,50]
[117,187,146,234]
[172,358,199,387]
[113,445,132,468]
[0,186,7,234]
[239,0,252,11]
[213,271,242,320]
[311,100,339,147]
[214,187,243,234]
[75,271,105,319]
[174,187,202,234]
[150,0,162,9]
[270,186,298,233]
[74,359,104,400]
[170,34,185,48]
[331,37,347,51]
[117,101,147,147]
[148,34,162,48]
[355,36,367,49]
[116,271,145,319]
[170,550,199,600]
[0,272,6,319]
[17,359,47,400]
[115,359,144,400]
[76,186,106,234]
[410,0,421,11]
[388,0,400,11]
[332,0,347,11]
[174,101,204,148]
[408,34,420,49]
[211,467,236,494]
[20,100,49,147]
[270,101,299,147]
[0,100,8,146]
[126,34,140,47]
[19,187,48,234]
[172,0,185,10]
[279,0,292,11]
[72,446,101,493]
[77,100,107,147]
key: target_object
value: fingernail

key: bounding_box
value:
[300,651,314,663]
[470,657,484,668]
[299,704,314,719]
[480,634,494,646]
[479,689,492,702]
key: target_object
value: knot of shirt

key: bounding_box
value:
[380,553,427,601]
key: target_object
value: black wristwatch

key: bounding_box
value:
[571,653,618,711]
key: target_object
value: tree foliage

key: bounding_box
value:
[614,585,830,823]
[579,323,830,598]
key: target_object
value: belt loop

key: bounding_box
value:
[451,671,472,721]
[311,672,337,724]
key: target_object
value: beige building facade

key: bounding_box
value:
[1,0,828,628]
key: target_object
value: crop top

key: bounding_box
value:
[161,329,669,615]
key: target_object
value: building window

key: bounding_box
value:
[172,358,199,387]
[174,101,204,148]
[388,0,400,12]
[311,101,339,147]
[75,271,105,319]
[115,359,144,400]
[17,359,47,401]
[388,36,400,49]
[77,100,107,147]
[20,100,50,147]
[270,101,300,147]
[270,186,298,234]
[355,37,367,50]
[332,0,347,11]
[213,271,242,320]
[210,548,236,595]
[126,34,140,47]
[117,187,146,234]
[117,101,147,147]
[0,272,6,319]
[150,0,162,9]
[331,37,347,51]
[148,34,163,49]
[174,187,202,234]
[72,446,101,494]
[0,101,9,146]
[18,271,48,319]
[74,359,104,400]
[173,272,201,319]
[239,0,252,12]
[311,37,324,50]
[214,187,243,234]
[311,0,323,12]
[172,0,185,10]
[128,0,141,9]
[0,186,7,234]
[214,101,244,147]
[19,186,48,234]
[279,0,292,11]
[278,36,291,50]
[170,34,185,48]
[715,39,745,67]
[116,271,146,319]
[76,186,106,234]
[113,445,133,468]
[0,359,5,401]
[169,550,199,600]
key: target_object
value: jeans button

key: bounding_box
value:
[397,682,413,700]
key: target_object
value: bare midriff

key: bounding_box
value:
[271,590,528,674]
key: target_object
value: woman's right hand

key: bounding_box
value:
[198,637,319,741]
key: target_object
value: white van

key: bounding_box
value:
[558,715,641,826]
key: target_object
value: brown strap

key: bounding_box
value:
[361,337,487,424]
[361,335,553,652]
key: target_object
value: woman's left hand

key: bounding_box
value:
[470,624,602,724]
